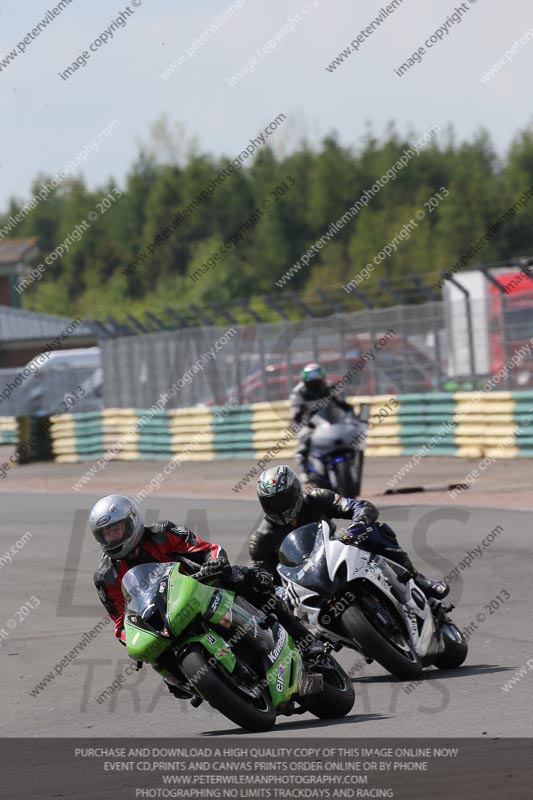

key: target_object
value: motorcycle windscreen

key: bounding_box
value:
[278,524,332,595]
[278,523,320,566]
[122,563,172,616]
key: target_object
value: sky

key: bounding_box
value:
[1,0,532,212]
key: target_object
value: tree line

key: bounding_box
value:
[3,118,533,323]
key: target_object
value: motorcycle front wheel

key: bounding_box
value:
[342,603,422,680]
[334,459,358,496]
[180,645,276,732]
[433,623,468,669]
[299,655,355,719]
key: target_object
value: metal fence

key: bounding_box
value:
[100,285,533,409]
[100,302,445,409]
[2,271,532,417]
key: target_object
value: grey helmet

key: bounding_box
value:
[89,494,144,559]
[257,465,303,526]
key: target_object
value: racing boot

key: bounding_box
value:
[386,549,450,601]
[413,574,450,600]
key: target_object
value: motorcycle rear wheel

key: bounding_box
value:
[180,645,276,732]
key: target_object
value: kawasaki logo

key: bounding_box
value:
[267,628,287,664]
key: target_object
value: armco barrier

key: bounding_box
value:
[16,415,54,463]
[35,391,533,463]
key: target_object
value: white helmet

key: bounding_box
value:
[89,494,143,559]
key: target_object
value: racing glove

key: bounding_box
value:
[193,557,232,583]
[339,516,372,547]
[246,568,274,594]
[226,566,274,595]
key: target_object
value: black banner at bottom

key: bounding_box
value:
[1,738,531,800]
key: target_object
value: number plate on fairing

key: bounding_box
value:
[403,606,419,639]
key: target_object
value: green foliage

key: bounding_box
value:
[2,119,533,324]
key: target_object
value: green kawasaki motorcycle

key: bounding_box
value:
[122,562,355,732]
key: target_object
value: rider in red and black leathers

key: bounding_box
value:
[93,519,224,642]
[90,495,324,675]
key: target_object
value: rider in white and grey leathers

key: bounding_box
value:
[290,362,354,483]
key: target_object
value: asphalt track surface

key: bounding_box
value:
[2,489,532,740]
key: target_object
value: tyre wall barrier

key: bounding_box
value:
[42,391,533,463]
[0,416,17,445]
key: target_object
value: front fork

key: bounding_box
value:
[429,598,457,630]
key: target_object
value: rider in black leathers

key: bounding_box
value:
[249,465,449,600]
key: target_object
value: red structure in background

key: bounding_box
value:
[488,270,533,385]
[226,334,435,405]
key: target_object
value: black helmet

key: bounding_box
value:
[301,362,326,397]
[257,465,303,525]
